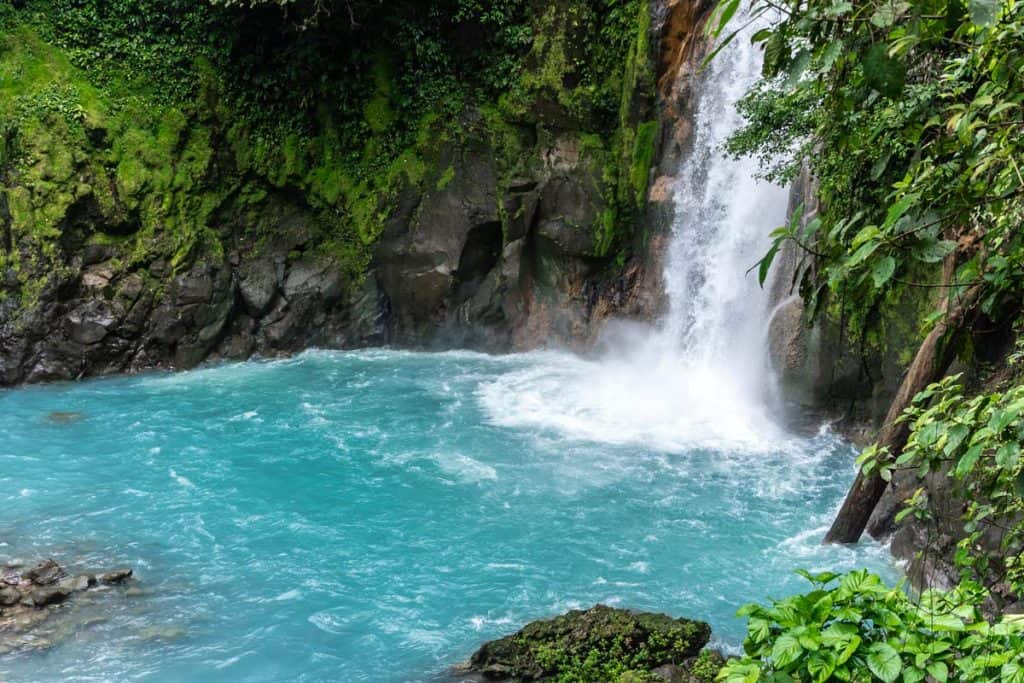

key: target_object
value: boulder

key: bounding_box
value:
[238,259,281,316]
[22,559,65,586]
[283,258,344,303]
[99,568,133,584]
[0,557,135,655]
[28,585,72,607]
[464,604,711,682]
[0,587,20,606]
[57,574,96,592]
[66,300,117,345]
[175,268,214,305]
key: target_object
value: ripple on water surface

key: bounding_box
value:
[0,349,897,682]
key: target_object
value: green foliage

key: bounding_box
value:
[862,370,1024,599]
[721,0,1024,346]
[508,607,708,683]
[728,346,1024,681]
[720,570,1024,683]
[689,649,725,682]
[1,0,656,316]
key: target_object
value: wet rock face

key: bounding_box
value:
[0,0,688,385]
[0,191,391,386]
[0,558,133,654]
[461,604,712,682]
[0,121,667,387]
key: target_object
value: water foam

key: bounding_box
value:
[478,8,790,453]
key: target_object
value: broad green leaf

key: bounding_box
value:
[872,255,896,288]
[807,652,837,682]
[796,569,840,585]
[759,242,781,287]
[762,30,790,77]
[990,408,1019,432]
[871,152,891,180]
[885,193,919,226]
[821,623,858,647]
[943,423,970,454]
[927,661,949,682]
[926,613,965,631]
[912,238,956,263]
[996,442,1020,468]
[818,40,844,71]
[866,643,902,683]
[1002,660,1024,683]
[847,240,880,267]
[836,635,861,665]
[916,421,943,448]
[826,1,853,16]
[955,444,983,477]
[1014,471,1024,498]
[749,616,771,641]
[786,50,811,86]
[798,633,820,651]
[902,668,925,683]
[771,633,804,668]
[851,224,881,248]
[871,4,897,27]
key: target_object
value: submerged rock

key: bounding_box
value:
[99,568,132,584]
[0,557,135,655]
[28,584,74,607]
[45,411,85,424]
[0,587,20,606]
[22,559,65,585]
[461,604,713,682]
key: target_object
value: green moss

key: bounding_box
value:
[630,120,658,205]
[1,0,659,326]
[594,207,617,257]
[364,96,395,135]
[687,649,725,683]
[435,164,456,191]
[474,606,711,683]
[364,60,396,133]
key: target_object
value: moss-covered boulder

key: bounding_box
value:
[464,604,712,682]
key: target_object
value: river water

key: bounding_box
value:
[0,350,895,682]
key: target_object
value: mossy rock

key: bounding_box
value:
[466,604,711,682]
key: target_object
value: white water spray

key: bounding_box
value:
[480,11,791,452]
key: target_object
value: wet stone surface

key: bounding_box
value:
[0,558,134,655]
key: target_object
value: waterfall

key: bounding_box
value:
[480,10,791,452]
[664,34,784,353]
[656,8,790,415]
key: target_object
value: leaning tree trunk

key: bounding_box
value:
[823,270,983,544]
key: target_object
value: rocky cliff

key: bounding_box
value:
[0,0,714,385]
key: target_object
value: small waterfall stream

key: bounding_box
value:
[661,16,789,386]
[482,9,792,452]
[634,5,793,441]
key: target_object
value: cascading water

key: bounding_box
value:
[661,19,789,388]
[482,10,791,452]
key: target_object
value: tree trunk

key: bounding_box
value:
[823,278,983,544]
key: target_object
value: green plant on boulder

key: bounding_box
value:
[467,604,711,682]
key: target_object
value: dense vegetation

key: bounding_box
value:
[711,0,1024,678]
[0,0,655,312]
